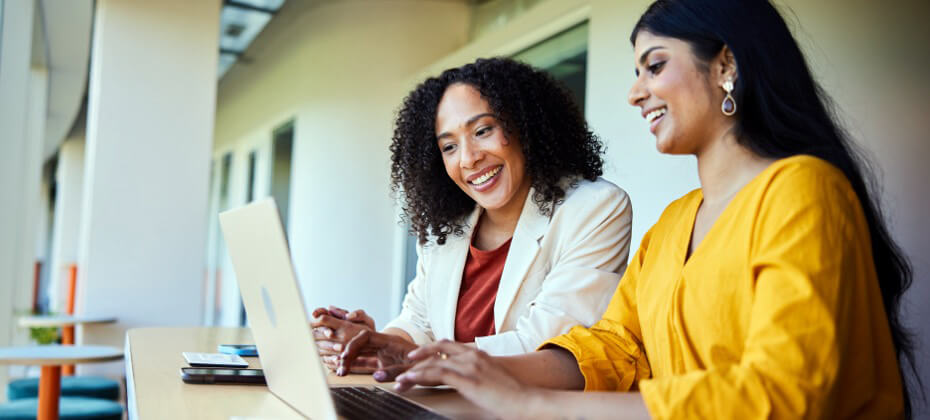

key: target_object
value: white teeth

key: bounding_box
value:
[470,166,501,185]
[646,107,667,123]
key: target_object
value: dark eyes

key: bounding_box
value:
[635,61,666,78]
[438,124,494,153]
[647,61,666,75]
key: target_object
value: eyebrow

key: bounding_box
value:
[436,112,496,141]
[638,46,666,66]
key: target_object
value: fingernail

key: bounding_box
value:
[324,329,333,338]
[333,344,342,351]
[336,367,346,376]
[373,371,386,381]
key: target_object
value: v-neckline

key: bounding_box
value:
[681,162,774,267]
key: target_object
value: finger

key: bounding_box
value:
[322,355,339,370]
[337,329,372,376]
[347,365,378,374]
[312,314,349,330]
[407,339,472,361]
[311,307,331,318]
[313,327,335,340]
[328,306,350,319]
[347,310,375,329]
[394,364,464,391]
[373,363,410,383]
[315,339,343,354]
[352,356,382,370]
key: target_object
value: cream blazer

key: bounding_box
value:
[384,177,632,356]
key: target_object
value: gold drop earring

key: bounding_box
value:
[721,78,737,116]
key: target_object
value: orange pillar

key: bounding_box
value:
[66,264,77,315]
[62,264,78,375]
[37,365,62,420]
[32,261,42,313]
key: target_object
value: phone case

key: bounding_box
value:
[180,368,266,384]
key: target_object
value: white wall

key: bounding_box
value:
[77,0,220,376]
[213,0,471,326]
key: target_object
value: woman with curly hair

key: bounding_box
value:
[310,57,633,377]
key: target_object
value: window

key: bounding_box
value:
[513,22,589,113]
[270,121,294,232]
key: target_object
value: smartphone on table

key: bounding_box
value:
[180,367,266,384]
[217,344,258,357]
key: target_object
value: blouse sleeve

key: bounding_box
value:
[475,183,632,355]
[383,241,436,345]
[638,165,875,419]
[540,225,654,392]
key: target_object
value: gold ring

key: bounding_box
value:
[438,352,449,360]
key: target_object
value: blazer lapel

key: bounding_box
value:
[433,206,481,341]
[494,190,548,332]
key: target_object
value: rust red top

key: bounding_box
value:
[454,237,512,343]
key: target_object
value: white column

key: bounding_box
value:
[0,0,46,393]
[24,68,50,311]
[77,0,220,372]
[48,138,87,312]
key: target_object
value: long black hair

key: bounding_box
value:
[631,0,919,416]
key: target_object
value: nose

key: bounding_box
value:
[459,137,482,169]
[628,74,648,107]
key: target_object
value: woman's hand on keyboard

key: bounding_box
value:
[394,340,531,418]
[337,329,418,380]
[311,306,375,358]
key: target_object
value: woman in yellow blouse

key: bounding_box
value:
[338,0,919,418]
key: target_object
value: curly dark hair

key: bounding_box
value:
[390,57,605,245]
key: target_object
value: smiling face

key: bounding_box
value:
[628,31,732,155]
[435,83,531,217]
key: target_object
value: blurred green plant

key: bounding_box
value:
[29,327,59,345]
[15,309,61,345]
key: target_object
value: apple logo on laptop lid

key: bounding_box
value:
[261,286,277,327]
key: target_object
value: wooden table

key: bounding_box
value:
[0,345,123,420]
[125,327,487,419]
[19,314,118,375]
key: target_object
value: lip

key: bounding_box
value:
[467,165,503,193]
[642,105,667,134]
[641,105,666,120]
[466,165,502,183]
[649,113,665,134]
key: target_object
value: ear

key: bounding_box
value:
[712,45,738,87]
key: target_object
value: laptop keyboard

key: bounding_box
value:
[331,386,449,420]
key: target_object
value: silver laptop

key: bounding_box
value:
[219,198,446,420]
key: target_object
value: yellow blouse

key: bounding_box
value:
[544,156,903,419]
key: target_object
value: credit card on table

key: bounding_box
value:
[182,352,249,368]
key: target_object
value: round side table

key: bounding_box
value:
[0,345,123,420]
[19,315,117,375]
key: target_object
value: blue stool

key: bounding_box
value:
[0,397,122,420]
[6,376,119,401]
